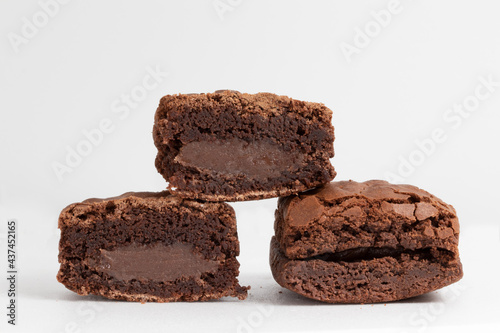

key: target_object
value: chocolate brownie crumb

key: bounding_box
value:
[153,90,336,201]
[57,191,249,302]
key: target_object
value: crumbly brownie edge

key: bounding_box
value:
[57,192,249,301]
[165,169,337,202]
[154,91,333,124]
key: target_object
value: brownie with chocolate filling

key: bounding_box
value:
[153,90,336,201]
[270,180,463,303]
[57,192,249,302]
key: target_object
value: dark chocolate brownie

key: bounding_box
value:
[153,90,336,201]
[57,192,249,302]
[270,180,463,303]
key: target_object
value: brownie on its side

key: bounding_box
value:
[271,180,463,303]
[57,192,248,302]
[153,90,336,202]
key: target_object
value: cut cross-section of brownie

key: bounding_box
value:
[57,192,249,302]
[271,180,463,303]
[153,90,336,201]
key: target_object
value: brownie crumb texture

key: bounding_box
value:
[57,192,249,302]
[153,91,336,201]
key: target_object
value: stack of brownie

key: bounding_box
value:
[57,91,462,303]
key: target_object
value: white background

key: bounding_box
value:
[1,0,500,332]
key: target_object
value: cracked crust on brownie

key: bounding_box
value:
[270,180,463,303]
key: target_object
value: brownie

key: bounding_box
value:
[270,180,463,303]
[153,90,336,201]
[57,192,249,302]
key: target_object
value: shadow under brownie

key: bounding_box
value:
[57,192,248,302]
[271,180,463,303]
[153,90,336,201]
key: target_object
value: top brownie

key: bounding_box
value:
[153,90,336,202]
